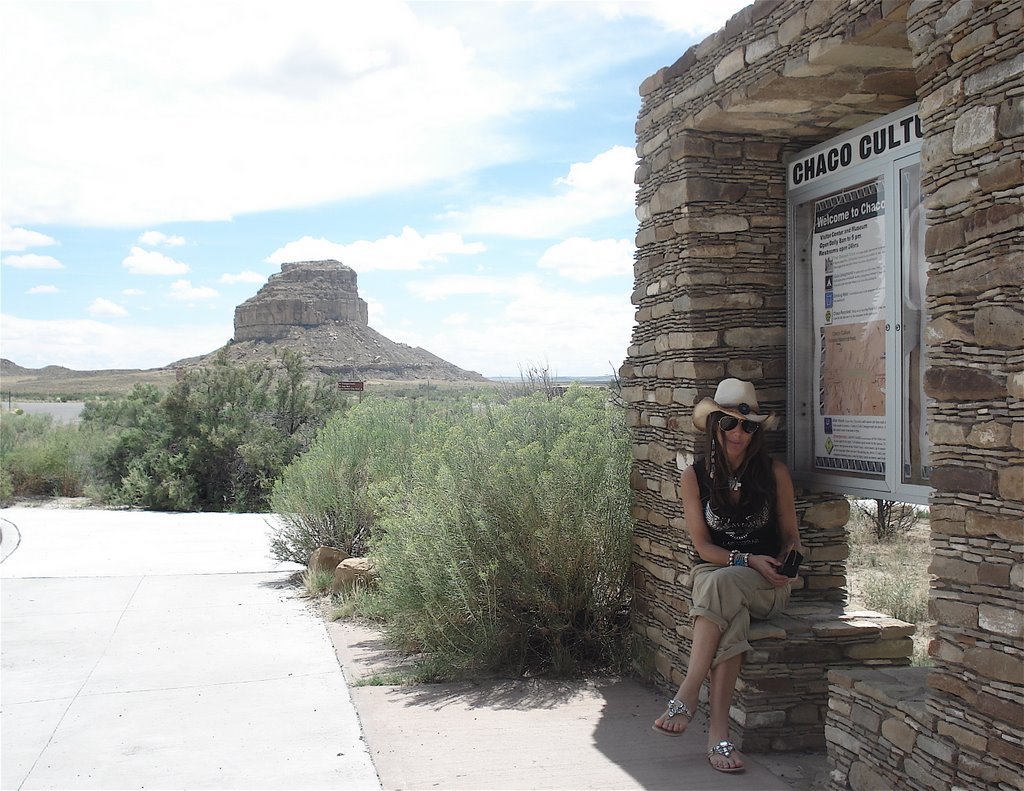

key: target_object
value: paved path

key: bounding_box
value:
[2,506,829,790]
[0,507,381,790]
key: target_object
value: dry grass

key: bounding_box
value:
[846,504,934,665]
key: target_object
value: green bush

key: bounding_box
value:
[0,412,113,499]
[862,570,929,624]
[270,396,444,564]
[84,350,346,512]
[372,387,634,677]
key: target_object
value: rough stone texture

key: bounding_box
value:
[332,557,377,593]
[235,260,369,341]
[629,0,1023,785]
[201,260,483,382]
[308,546,349,574]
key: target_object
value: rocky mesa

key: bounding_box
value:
[203,259,484,382]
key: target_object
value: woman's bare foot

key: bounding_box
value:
[652,698,694,736]
[707,740,744,773]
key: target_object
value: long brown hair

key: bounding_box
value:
[701,412,775,513]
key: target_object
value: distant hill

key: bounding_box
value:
[3,259,487,395]
[1,359,179,397]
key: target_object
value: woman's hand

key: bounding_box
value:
[748,554,791,588]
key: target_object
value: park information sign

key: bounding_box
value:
[787,104,930,504]
[811,179,887,474]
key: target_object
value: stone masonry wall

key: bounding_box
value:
[625,0,903,708]
[628,0,1022,784]
[906,1,1024,789]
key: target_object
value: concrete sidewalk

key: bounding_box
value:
[1,506,381,790]
[2,505,829,790]
[327,619,830,791]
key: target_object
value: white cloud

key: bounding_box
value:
[442,313,470,326]
[122,247,190,275]
[602,0,752,36]
[169,280,219,300]
[406,273,525,301]
[266,227,486,272]
[380,277,634,376]
[1,1,546,227]
[1,314,231,369]
[537,237,634,282]
[121,288,145,296]
[138,230,187,247]
[27,285,59,294]
[2,226,58,251]
[220,271,267,285]
[88,298,128,317]
[3,253,64,269]
[448,146,637,238]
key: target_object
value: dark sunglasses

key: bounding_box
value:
[718,415,760,434]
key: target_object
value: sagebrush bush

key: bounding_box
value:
[862,570,929,624]
[371,387,634,677]
[0,412,112,498]
[269,396,446,564]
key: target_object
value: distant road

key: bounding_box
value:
[6,401,86,424]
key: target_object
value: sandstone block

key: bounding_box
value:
[924,366,1004,401]
[802,499,851,529]
[331,557,376,593]
[849,761,889,791]
[965,52,1024,96]
[978,157,1022,192]
[978,603,1024,638]
[998,465,1024,501]
[930,464,996,495]
[714,47,745,83]
[778,9,806,46]
[962,646,1022,683]
[951,23,996,61]
[952,105,997,154]
[881,717,917,751]
[967,420,1011,449]
[998,95,1023,138]
[975,306,1024,349]
[308,546,349,574]
[966,511,1023,541]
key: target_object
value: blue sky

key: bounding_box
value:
[1,0,747,377]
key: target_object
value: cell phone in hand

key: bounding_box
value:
[781,550,804,577]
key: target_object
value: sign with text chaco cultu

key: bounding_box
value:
[788,105,923,189]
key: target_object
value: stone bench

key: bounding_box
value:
[709,604,915,753]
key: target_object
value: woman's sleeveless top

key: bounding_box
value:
[694,459,781,559]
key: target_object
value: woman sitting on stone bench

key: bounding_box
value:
[652,378,803,774]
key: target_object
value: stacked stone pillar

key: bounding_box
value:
[626,0,1022,782]
[904,2,1024,789]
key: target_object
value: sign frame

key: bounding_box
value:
[786,104,931,506]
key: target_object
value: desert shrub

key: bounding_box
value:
[371,386,634,677]
[862,570,929,624]
[84,350,345,511]
[0,412,113,498]
[852,497,924,541]
[269,396,445,564]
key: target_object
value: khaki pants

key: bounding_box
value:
[690,564,791,667]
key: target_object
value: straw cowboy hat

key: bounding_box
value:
[692,378,780,431]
